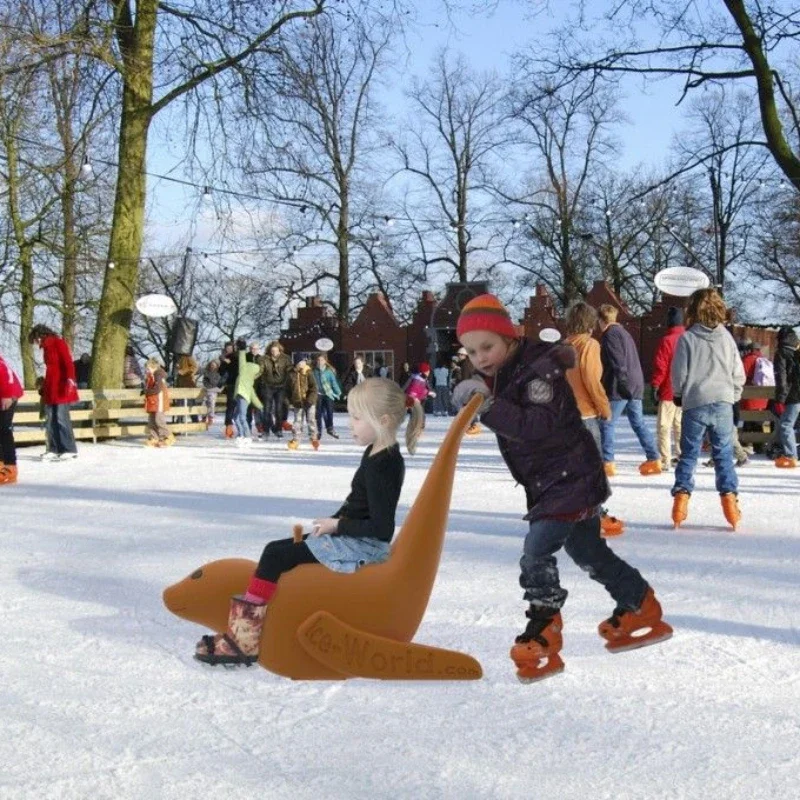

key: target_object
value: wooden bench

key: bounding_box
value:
[737,386,777,448]
[13,388,222,446]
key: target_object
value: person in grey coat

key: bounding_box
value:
[670,288,745,530]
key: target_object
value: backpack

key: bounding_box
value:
[753,356,775,387]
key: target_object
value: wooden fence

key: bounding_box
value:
[13,388,216,445]
[11,384,779,448]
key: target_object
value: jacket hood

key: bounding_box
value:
[778,326,799,350]
[688,323,727,342]
[504,338,576,376]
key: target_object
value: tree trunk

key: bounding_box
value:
[18,243,37,388]
[337,191,350,322]
[90,6,156,390]
[61,175,77,347]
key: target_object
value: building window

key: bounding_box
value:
[354,350,394,379]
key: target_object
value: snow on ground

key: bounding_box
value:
[1,415,799,800]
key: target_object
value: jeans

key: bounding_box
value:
[0,399,17,465]
[261,386,287,434]
[520,515,648,611]
[233,396,250,438]
[778,403,800,459]
[45,404,77,455]
[673,402,738,496]
[316,395,335,436]
[600,398,659,463]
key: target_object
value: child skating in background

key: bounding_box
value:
[195,378,425,666]
[286,357,319,450]
[143,358,174,447]
[452,294,672,683]
[670,289,745,530]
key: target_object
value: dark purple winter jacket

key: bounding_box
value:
[600,323,645,401]
[481,338,610,521]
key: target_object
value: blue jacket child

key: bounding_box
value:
[452,293,672,682]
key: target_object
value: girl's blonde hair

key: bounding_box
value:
[347,377,424,455]
[145,357,162,372]
[685,288,727,329]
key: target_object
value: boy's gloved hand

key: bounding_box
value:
[452,378,491,412]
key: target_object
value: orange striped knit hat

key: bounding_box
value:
[456,294,518,340]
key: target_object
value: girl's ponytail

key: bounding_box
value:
[405,398,424,455]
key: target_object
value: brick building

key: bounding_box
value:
[280,283,778,382]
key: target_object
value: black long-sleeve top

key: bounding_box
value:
[333,444,405,541]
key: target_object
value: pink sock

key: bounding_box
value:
[244,576,277,604]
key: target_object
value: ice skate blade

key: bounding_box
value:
[604,625,673,653]
[516,664,565,684]
[512,653,564,683]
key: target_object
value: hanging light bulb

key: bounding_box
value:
[107,261,115,270]
[202,186,212,202]
[384,215,395,227]
[80,156,93,177]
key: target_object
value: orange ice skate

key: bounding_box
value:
[598,588,673,653]
[510,608,564,683]
[671,492,689,529]
[774,456,797,469]
[638,459,662,476]
[603,462,616,478]
[600,512,625,537]
[720,493,741,531]
[311,439,320,451]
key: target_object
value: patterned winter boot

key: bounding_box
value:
[195,595,267,666]
[509,606,564,683]
[671,492,689,529]
[598,587,673,652]
[720,493,742,531]
[0,465,18,485]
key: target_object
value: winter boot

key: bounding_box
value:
[638,459,662,476]
[721,493,742,531]
[466,423,482,435]
[598,587,673,652]
[158,433,176,447]
[282,421,294,432]
[287,438,299,450]
[775,455,798,468]
[195,595,267,666]
[224,424,235,439]
[311,438,320,451]
[144,437,159,447]
[509,606,565,683]
[327,427,340,439]
[600,510,625,537]
[603,462,616,478]
[0,465,18,485]
[672,492,689,529]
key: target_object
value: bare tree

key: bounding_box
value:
[2,0,328,388]
[501,70,621,308]
[234,10,396,323]
[392,50,511,282]
[549,1,800,190]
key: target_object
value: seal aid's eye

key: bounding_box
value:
[190,569,203,580]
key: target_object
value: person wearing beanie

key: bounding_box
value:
[404,363,435,424]
[651,307,686,471]
[452,293,672,682]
